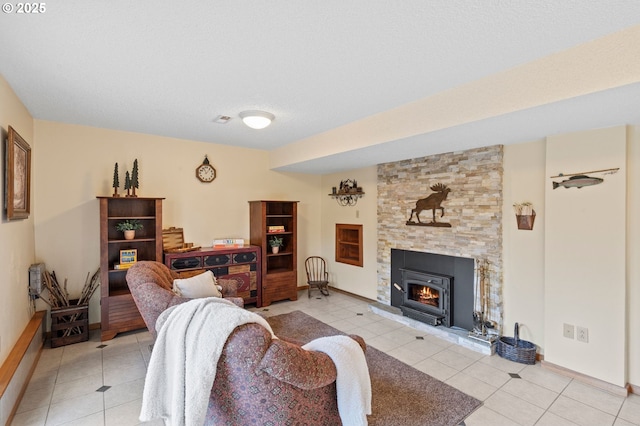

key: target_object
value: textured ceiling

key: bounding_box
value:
[1,1,640,173]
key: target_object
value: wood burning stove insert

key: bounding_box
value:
[398,268,452,327]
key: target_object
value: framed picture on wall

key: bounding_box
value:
[5,126,31,220]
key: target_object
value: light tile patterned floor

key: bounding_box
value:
[12,291,640,425]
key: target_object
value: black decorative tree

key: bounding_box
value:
[124,171,131,197]
[112,163,120,197]
[131,159,139,197]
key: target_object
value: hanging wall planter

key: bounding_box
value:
[516,213,536,230]
[513,202,535,231]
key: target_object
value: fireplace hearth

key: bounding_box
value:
[398,269,452,327]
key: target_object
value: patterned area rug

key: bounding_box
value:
[267,310,482,426]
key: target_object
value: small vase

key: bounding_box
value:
[124,230,135,240]
[271,246,279,254]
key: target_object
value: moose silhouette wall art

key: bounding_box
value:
[406,183,452,227]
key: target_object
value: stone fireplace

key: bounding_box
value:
[377,145,504,333]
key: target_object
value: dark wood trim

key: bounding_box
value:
[0,311,45,426]
[0,311,45,398]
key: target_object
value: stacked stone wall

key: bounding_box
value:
[376,145,504,330]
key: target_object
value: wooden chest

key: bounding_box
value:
[164,246,262,307]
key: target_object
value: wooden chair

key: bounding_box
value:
[305,256,330,297]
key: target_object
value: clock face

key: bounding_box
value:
[196,164,216,182]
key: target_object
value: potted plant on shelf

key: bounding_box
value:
[269,236,283,254]
[115,219,143,240]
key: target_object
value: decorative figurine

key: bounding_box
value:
[124,171,131,197]
[130,159,139,197]
[406,183,452,227]
[112,163,120,197]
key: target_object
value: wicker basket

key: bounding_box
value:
[497,323,536,364]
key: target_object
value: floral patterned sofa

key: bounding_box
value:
[126,260,365,425]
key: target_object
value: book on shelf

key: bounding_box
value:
[268,225,285,233]
[212,238,245,248]
[114,263,135,270]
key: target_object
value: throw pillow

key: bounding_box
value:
[172,271,222,298]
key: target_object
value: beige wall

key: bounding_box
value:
[504,129,640,388]
[545,127,627,387]
[32,120,322,325]
[320,167,378,300]
[504,126,640,387]
[628,126,640,387]
[502,140,546,349]
[0,75,36,365]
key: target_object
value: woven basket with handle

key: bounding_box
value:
[497,322,536,364]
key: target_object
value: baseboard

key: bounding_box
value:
[297,284,376,303]
[541,360,629,397]
[0,311,46,425]
[629,383,639,395]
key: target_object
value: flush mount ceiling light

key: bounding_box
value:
[239,110,275,130]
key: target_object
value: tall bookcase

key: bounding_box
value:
[98,196,164,340]
[249,200,298,306]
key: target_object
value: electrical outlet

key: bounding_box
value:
[577,326,589,343]
[563,323,575,339]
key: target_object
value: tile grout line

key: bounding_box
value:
[101,341,106,426]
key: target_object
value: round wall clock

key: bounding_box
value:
[196,156,216,183]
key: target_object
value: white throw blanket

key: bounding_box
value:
[139,297,275,426]
[302,335,372,426]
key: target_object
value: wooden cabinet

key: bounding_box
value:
[98,197,164,340]
[335,223,363,267]
[164,246,262,307]
[249,201,298,306]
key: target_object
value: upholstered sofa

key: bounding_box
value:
[126,261,365,425]
[126,261,244,338]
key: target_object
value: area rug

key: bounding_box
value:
[267,310,482,426]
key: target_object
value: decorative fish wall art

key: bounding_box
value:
[552,175,603,189]
[550,168,619,190]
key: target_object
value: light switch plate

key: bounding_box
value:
[563,323,575,339]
